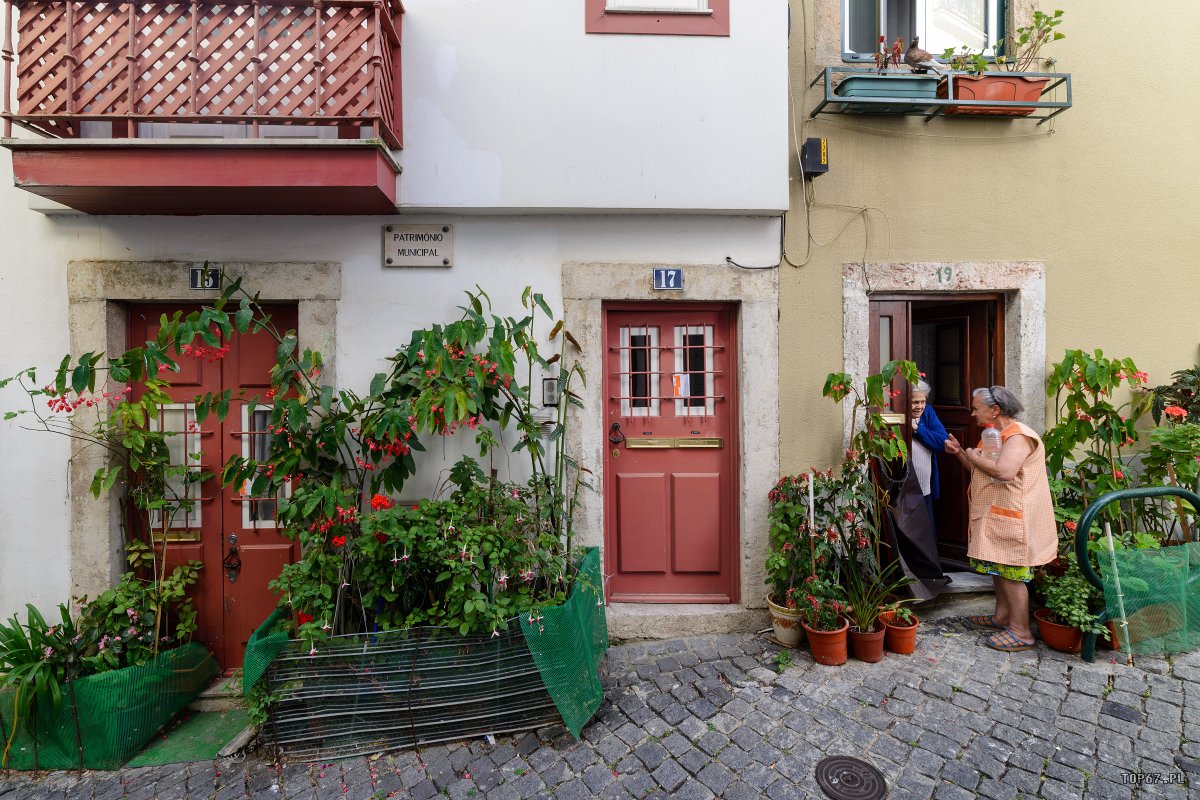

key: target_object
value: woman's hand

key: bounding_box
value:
[944,433,962,455]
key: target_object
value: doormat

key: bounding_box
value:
[125,709,251,767]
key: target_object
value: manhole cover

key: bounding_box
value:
[815,756,888,800]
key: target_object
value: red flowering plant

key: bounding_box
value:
[820,360,919,585]
[797,575,846,633]
[215,281,590,643]
[0,306,240,659]
[1043,349,1156,551]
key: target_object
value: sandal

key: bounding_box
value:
[965,614,1004,630]
[985,630,1035,652]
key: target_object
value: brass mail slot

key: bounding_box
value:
[879,412,906,426]
[626,438,675,449]
[676,437,723,448]
[151,529,202,543]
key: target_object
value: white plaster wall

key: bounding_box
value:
[398,0,790,213]
[0,144,73,620]
[0,211,780,619]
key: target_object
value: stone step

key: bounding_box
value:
[188,675,246,713]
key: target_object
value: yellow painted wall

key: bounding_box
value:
[781,0,1200,475]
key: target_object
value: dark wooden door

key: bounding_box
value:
[129,304,299,670]
[870,296,1003,566]
[603,305,739,602]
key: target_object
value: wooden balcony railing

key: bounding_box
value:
[1,0,403,148]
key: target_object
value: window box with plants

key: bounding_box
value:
[936,9,1065,116]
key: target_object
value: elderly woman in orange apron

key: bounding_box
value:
[944,386,1057,651]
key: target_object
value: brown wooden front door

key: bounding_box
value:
[870,296,1003,566]
[129,304,299,670]
[603,305,739,603]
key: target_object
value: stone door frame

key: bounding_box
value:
[65,260,340,601]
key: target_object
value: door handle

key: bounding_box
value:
[608,422,626,446]
[223,542,242,584]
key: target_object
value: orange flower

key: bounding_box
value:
[1164,405,1187,419]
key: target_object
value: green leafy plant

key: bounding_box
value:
[1038,559,1106,637]
[0,604,95,767]
[1148,366,1200,425]
[798,577,846,633]
[774,650,792,671]
[217,281,590,639]
[1043,349,1153,546]
[995,9,1065,72]
[940,46,988,74]
[881,603,916,627]
[940,10,1064,76]
[1,302,235,661]
[843,561,914,633]
[75,541,202,672]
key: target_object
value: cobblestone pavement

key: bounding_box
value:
[3,618,1198,800]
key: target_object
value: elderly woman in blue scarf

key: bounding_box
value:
[910,379,947,530]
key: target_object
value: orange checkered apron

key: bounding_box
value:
[967,421,1057,568]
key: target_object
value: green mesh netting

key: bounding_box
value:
[1098,542,1200,654]
[521,547,608,739]
[0,643,217,770]
[243,607,290,698]
[242,548,608,755]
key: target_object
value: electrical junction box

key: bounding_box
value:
[800,137,828,179]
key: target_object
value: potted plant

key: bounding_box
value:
[798,578,849,667]
[835,35,940,114]
[1035,560,1107,654]
[879,604,920,654]
[843,561,914,662]
[766,469,844,647]
[937,9,1065,115]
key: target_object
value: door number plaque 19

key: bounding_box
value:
[652,268,684,291]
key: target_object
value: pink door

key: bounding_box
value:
[603,305,739,602]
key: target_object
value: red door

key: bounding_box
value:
[129,304,299,670]
[603,305,739,603]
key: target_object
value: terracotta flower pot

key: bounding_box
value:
[802,616,849,666]
[879,610,919,655]
[766,595,805,648]
[1034,608,1082,654]
[936,74,1050,116]
[848,624,886,663]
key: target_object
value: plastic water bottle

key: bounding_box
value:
[981,424,1002,481]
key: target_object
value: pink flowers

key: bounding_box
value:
[1113,469,1124,480]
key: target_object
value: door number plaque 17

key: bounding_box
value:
[652,268,683,291]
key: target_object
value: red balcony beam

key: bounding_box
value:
[4,139,401,215]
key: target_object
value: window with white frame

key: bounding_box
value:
[240,405,290,528]
[843,0,1002,62]
[606,0,710,11]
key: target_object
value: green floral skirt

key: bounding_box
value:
[970,558,1034,583]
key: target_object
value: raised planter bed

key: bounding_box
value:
[0,643,217,770]
[246,548,608,762]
